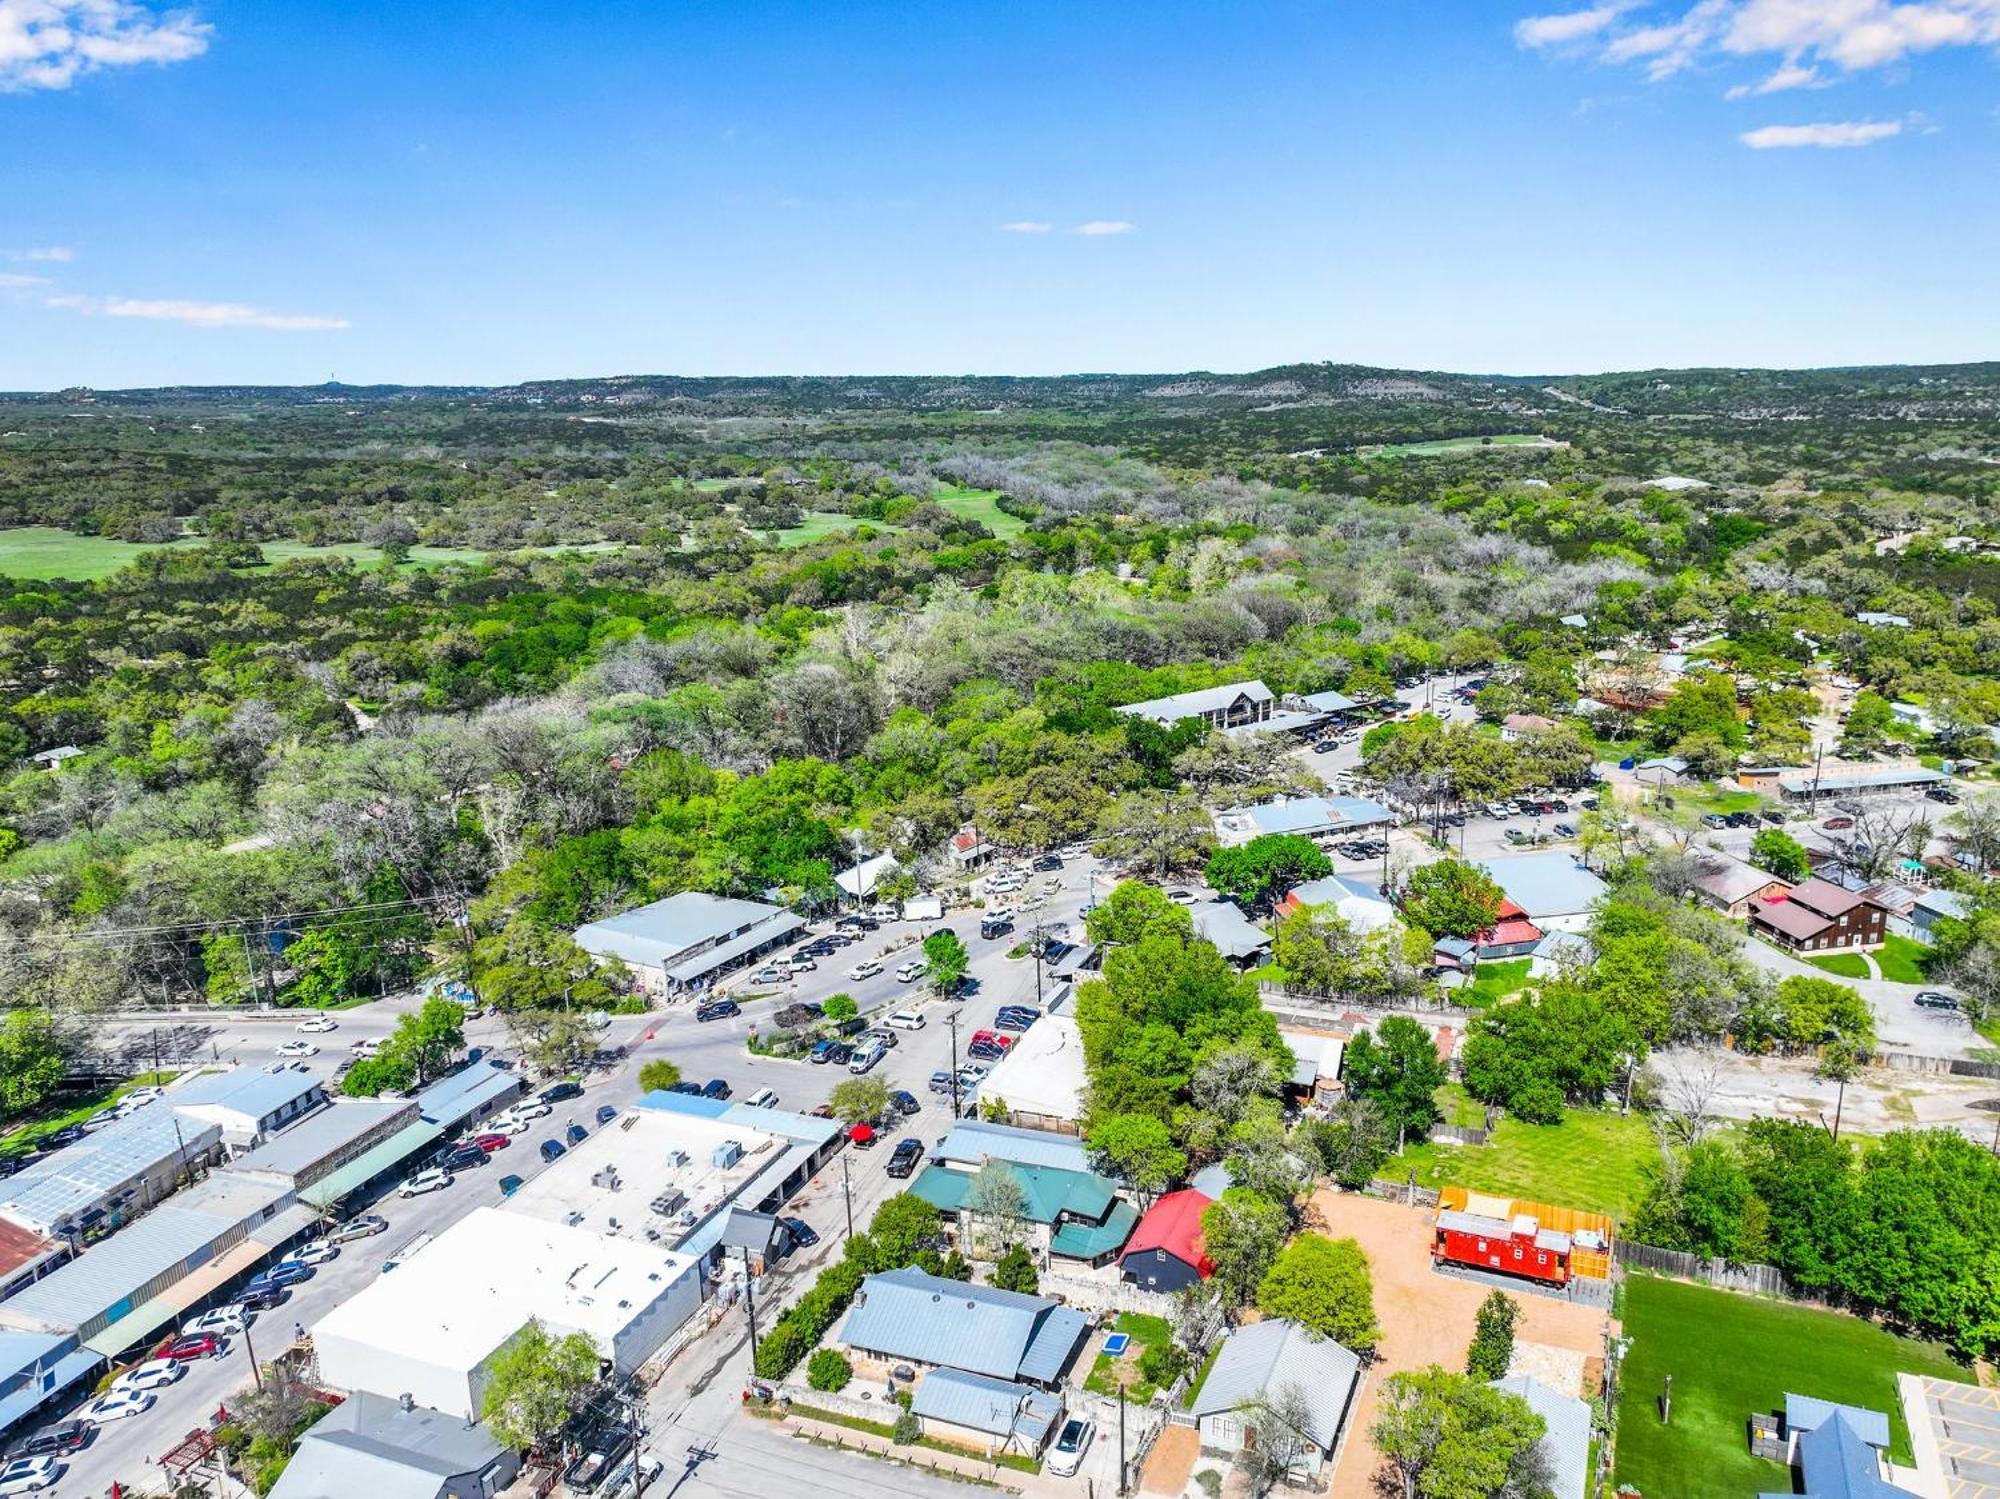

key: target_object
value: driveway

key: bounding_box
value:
[1734,932,1980,1058]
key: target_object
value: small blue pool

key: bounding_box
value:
[1102,1332,1131,1356]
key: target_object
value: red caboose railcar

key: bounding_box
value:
[1432,1208,1572,1286]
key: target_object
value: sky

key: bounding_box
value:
[2,0,1999,387]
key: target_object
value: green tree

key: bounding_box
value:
[1840,691,1897,758]
[1370,1366,1550,1499]
[1748,827,1811,881]
[966,1160,1030,1252]
[1255,1234,1380,1352]
[1342,1016,1447,1149]
[1205,835,1332,909]
[1084,880,1195,947]
[991,1242,1039,1294]
[1299,1097,1394,1191]
[1086,1113,1189,1201]
[0,1009,73,1118]
[1465,1291,1519,1381]
[387,994,466,1085]
[1398,859,1504,940]
[922,929,969,997]
[845,1193,945,1273]
[1632,1139,1761,1262]
[637,1058,681,1093]
[1096,790,1214,877]
[1201,1188,1290,1307]
[806,1349,853,1392]
[829,1076,889,1126]
[822,992,858,1021]
[478,1320,600,1452]
[1271,903,1368,997]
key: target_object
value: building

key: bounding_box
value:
[1855,611,1913,629]
[1464,899,1544,961]
[415,1061,524,1135]
[836,1266,1089,1389]
[313,1207,703,1420]
[1749,879,1889,954]
[170,1067,329,1151]
[28,746,82,770]
[1278,1030,1346,1103]
[1501,713,1557,742]
[234,1099,421,1194]
[945,825,997,871]
[1298,688,1360,717]
[1114,680,1274,732]
[1118,1189,1214,1293]
[1188,1319,1362,1483]
[1188,901,1271,967]
[1211,795,1393,847]
[1776,767,1947,803]
[1897,1372,2000,1499]
[1277,874,1397,933]
[572,890,803,993]
[1633,756,1691,788]
[1692,855,1794,919]
[269,1391,520,1499]
[913,1121,1137,1265]
[0,1107,222,1242]
[1432,1207,1572,1287]
[1480,853,1610,933]
[835,852,900,901]
[0,1222,65,1305]
[1758,1393,1913,1499]
[1737,766,1811,793]
[908,1368,1063,1458]
[974,1015,1087,1134]
[1911,888,1970,944]
[1491,1376,1590,1499]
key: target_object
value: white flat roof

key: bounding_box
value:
[975,1015,1087,1122]
[312,1207,695,1374]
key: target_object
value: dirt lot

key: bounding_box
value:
[1309,1190,1611,1499]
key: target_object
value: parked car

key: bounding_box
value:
[538,1139,567,1163]
[890,1089,921,1116]
[294,1016,338,1034]
[506,1101,554,1124]
[886,1138,925,1178]
[927,1070,957,1094]
[1047,1417,1096,1477]
[111,1359,184,1394]
[809,1039,844,1065]
[6,1422,88,1460]
[848,1042,886,1075]
[701,1078,732,1100]
[1822,816,1855,830]
[695,999,740,1022]
[0,1456,61,1493]
[250,1260,314,1289]
[78,1388,155,1424]
[1914,991,1961,1011]
[1553,822,1577,838]
[885,1009,926,1030]
[749,967,785,985]
[895,960,927,983]
[846,960,883,981]
[863,1026,898,1049]
[1928,785,1961,804]
[744,1087,781,1109]
[440,1143,488,1172]
[327,1214,387,1244]
[994,1006,1041,1032]
[847,1122,879,1148]
[284,1239,340,1266]
[399,1168,453,1198]
[159,1333,223,1362]
[473,1132,511,1153]
[539,1081,584,1104]
[182,1306,247,1338]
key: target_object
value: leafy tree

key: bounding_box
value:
[1461,984,1641,1124]
[1840,691,1896,757]
[1238,1381,1317,1495]
[845,1192,945,1274]
[922,929,969,997]
[806,1349,853,1392]
[637,1058,681,1093]
[991,1242,1039,1294]
[1205,834,1332,909]
[479,1320,600,1452]
[386,994,466,1085]
[822,992,858,1021]
[1255,1234,1380,1352]
[1086,1113,1188,1201]
[1734,975,1874,1056]
[0,1008,73,1117]
[1748,827,1811,881]
[1271,903,1368,997]
[966,1160,1031,1252]
[891,1406,922,1444]
[1201,1188,1289,1307]
[1648,674,1746,752]
[1299,1097,1394,1191]
[1465,1291,1519,1381]
[1342,1016,1447,1148]
[1085,880,1195,947]
[1096,790,1214,876]
[1371,1367,1550,1499]
[1399,859,1504,939]
[829,1077,889,1126]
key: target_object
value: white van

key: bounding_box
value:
[884,1010,926,1031]
[848,1041,887,1075]
[744,1087,781,1110]
[895,960,927,983]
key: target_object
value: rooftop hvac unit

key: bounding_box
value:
[711,1140,743,1169]
[665,1150,689,1168]
[650,1189,687,1217]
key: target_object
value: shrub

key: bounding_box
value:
[807,1348,853,1392]
[1139,1340,1190,1390]
[892,1407,922,1445]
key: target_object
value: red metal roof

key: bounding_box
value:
[1751,896,1833,941]
[1481,917,1544,948]
[1120,1189,1215,1276]
[1787,878,1867,919]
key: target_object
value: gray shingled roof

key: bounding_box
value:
[1190,1319,1361,1450]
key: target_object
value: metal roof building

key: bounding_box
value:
[0,1107,221,1239]
[415,1061,523,1132]
[934,1120,1091,1174]
[910,1368,1063,1451]
[973,1014,1087,1131]
[1113,680,1274,730]
[1481,852,1610,931]
[234,1100,416,1188]
[1213,795,1393,845]
[1777,766,1946,800]
[1188,901,1271,964]
[1492,1376,1591,1499]
[838,1267,1089,1386]
[268,1390,519,1499]
[573,891,802,990]
[170,1067,329,1148]
[1190,1318,1362,1471]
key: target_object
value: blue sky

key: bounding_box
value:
[2,0,1998,387]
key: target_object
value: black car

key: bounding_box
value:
[825,1040,855,1065]
[967,1041,1007,1061]
[1927,785,1961,804]
[11,1420,91,1458]
[1030,854,1064,872]
[779,1216,819,1249]
[701,1078,732,1100]
[886,1139,925,1178]
[890,1089,921,1116]
[440,1143,487,1171]
[238,1283,288,1311]
[695,999,740,1022]
[539,1081,584,1104]
[667,1081,704,1095]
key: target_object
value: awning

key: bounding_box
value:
[0,1345,102,1429]
[298,1120,442,1211]
[84,1236,271,1357]
[665,914,805,984]
[247,1203,318,1248]
[1050,1199,1140,1261]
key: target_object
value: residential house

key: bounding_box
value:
[268,1391,520,1499]
[1749,879,1889,954]
[1188,901,1271,967]
[1118,1189,1214,1293]
[909,1369,1063,1459]
[1481,853,1610,934]
[1491,1376,1591,1499]
[837,1266,1090,1390]
[1277,874,1397,933]
[910,1121,1137,1266]
[572,890,803,993]
[1855,611,1913,629]
[1189,1319,1363,1484]
[1501,713,1557,742]
[945,824,997,871]
[1758,1394,1913,1499]
[1692,855,1794,919]
[1114,680,1274,732]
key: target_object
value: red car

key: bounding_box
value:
[473,1133,510,1153]
[968,1030,1014,1052]
[159,1333,223,1361]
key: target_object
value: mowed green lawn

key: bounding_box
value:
[1363,434,1560,459]
[1874,934,1935,985]
[932,484,1027,538]
[769,511,899,547]
[1615,1274,1963,1499]
[1806,951,1872,980]
[1381,1106,1660,1221]
[0,527,485,580]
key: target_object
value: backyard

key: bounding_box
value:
[1614,1274,1963,1499]
[1083,1312,1178,1402]
[1381,1103,1661,1221]
[1462,957,1533,1009]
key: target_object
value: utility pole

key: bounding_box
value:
[739,1246,760,1361]
[241,1317,263,1392]
[1116,1386,1127,1497]
[840,1154,854,1240]
[945,1008,963,1119]
[628,1391,651,1498]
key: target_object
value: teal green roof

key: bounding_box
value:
[298,1120,442,1210]
[910,1163,1119,1227]
[1051,1198,1140,1260]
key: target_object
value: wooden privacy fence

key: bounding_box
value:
[1613,1238,1795,1298]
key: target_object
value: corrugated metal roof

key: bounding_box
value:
[1777,767,1944,794]
[1120,1189,1214,1273]
[1492,1376,1591,1499]
[0,1108,220,1236]
[839,1267,1087,1384]
[911,1368,1062,1445]
[0,1343,98,1432]
[665,912,804,982]
[936,1120,1089,1174]
[1114,680,1273,723]
[573,892,793,971]
[1191,1319,1360,1450]
[909,1164,1117,1228]
[1048,1198,1139,1260]
[1484,853,1609,920]
[172,1067,325,1123]
[297,1121,442,1210]
[415,1063,522,1127]
[1188,902,1270,960]
[235,1101,411,1180]
[271,1391,508,1499]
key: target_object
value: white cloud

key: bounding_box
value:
[5,245,75,262]
[0,0,211,93]
[0,271,49,286]
[1520,0,2000,90]
[1515,2,1636,48]
[47,293,349,330]
[1739,117,1904,147]
[1069,220,1136,236]
[999,221,1054,234]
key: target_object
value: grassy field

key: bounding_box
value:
[1083,1312,1174,1402]
[1463,958,1533,1009]
[1361,434,1563,459]
[253,541,487,569]
[1614,1274,1963,1499]
[0,527,485,580]
[1381,1106,1661,1221]
[1806,951,1873,980]
[932,484,1027,539]
[0,1073,179,1158]
[1874,934,1935,985]
[769,511,898,547]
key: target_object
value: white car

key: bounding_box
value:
[884,1010,926,1030]
[295,1016,338,1034]
[275,1040,319,1058]
[349,1037,383,1055]
[284,1240,340,1267]
[399,1168,453,1198]
[488,1114,533,1137]
[113,1359,185,1394]
[846,960,882,981]
[0,1456,60,1493]
[78,1388,155,1424]
[120,1085,165,1108]
[182,1307,248,1338]
[1046,1416,1096,1477]
[895,960,926,983]
[506,1101,553,1123]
